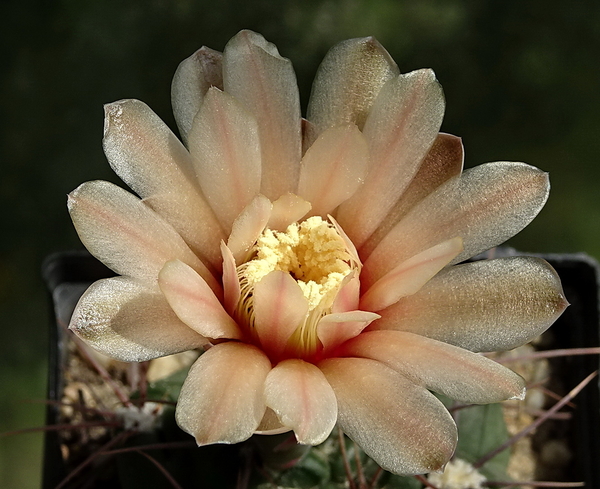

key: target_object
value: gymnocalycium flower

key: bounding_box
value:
[68,30,567,475]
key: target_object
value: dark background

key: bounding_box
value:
[2,1,599,487]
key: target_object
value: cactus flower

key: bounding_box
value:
[68,30,567,475]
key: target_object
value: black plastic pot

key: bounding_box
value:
[42,251,115,489]
[529,252,600,486]
[42,250,600,488]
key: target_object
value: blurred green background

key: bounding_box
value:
[1,0,599,487]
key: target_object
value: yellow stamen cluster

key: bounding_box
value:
[236,216,356,358]
[244,216,352,310]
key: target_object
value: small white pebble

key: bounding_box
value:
[115,402,162,432]
[525,388,546,411]
[427,458,487,489]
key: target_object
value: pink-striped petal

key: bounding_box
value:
[360,237,463,312]
[187,87,262,231]
[158,259,241,340]
[341,331,526,403]
[297,125,369,218]
[267,193,311,232]
[68,181,220,294]
[220,241,241,315]
[253,271,309,357]
[363,162,549,287]
[223,30,302,199]
[336,69,445,248]
[317,311,380,352]
[171,46,223,144]
[307,36,399,132]
[319,357,457,475]
[227,194,272,264]
[264,359,337,445]
[329,216,361,266]
[176,343,271,445]
[331,273,361,313]
[373,257,568,352]
[361,133,464,258]
[102,99,224,268]
[69,277,207,362]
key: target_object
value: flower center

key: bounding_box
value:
[236,216,357,359]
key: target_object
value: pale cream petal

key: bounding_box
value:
[297,125,369,218]
[188,88,262,231]
[361,133,464,258]
[171,46,223,144]
[336,69,445,248]
[341,331,526,403]
[220,241,241,315]
[68,181,220,294]
[307,36,399,132]
[319,357,457,475]
[264,359,337,445]
[253,271,309,357]
[363,162,549,287]
[373,257,569,352]
[223,30,302,199]
[267,193,311,232]
[360,237,463,312]
[69,277,207,362]
[227,194,272,264]
[176,343,271,445]
[103,99,224,268]
[158,260,241,340]
[317,311,380,352]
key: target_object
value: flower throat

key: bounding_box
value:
[236,216,357,360]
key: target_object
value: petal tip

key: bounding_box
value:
[102,100,128,140]
[430,462,447,475]
[66,191,76,211]
[510,386,527,401]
